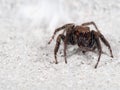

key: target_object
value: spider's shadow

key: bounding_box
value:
[60,47,109,59]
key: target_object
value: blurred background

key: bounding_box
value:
[0,0,120,40]
[0,0,120,90]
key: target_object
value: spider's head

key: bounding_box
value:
[74,26,90,36]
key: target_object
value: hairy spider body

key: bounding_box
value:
[48,21,113,68]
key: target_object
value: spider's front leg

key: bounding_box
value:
[54,34,65,64]
[48,26,65,44]
[64,38,67,64]
[48,23,74,44]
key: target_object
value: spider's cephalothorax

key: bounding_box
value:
[48,21,113,68]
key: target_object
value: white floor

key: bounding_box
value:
[0,0,120,90]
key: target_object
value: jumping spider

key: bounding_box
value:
[48,21,113,68]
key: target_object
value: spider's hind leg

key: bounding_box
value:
[54,34,65,64]
[81,21,100,32]
[99,33,113,58]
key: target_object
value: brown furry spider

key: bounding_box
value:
[48,21,113,68]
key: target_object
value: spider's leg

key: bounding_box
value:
[54,34,65,64]
[81,21,100,32]
[99,33,113,58]
[63,37,68,64]
[63,31,72,64]
[94,32,102,68]
[48,23,74,44]
[48,26,65,44]
[63,27,75,64]
[92,45,97,51]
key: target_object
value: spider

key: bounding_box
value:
[48,21,113,68]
